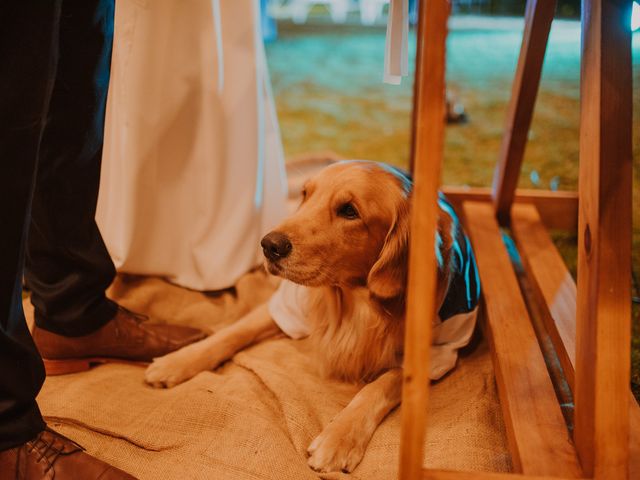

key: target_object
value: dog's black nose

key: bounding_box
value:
[261,232,292,261]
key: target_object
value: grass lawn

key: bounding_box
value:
[266,16,640,398]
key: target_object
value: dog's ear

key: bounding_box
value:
[367,200,410,299]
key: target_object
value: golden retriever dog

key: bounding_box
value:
[144,160,480,473]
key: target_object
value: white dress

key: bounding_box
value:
[97,0,288,291]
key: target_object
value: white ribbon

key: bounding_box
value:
[383,0,409,85]
[212,0,224,94]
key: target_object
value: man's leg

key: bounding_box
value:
[23,0,205,376]
[24,0,118,337]
[0,1,61,450]
[0,2,178,477]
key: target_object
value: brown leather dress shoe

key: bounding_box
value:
[0,427,136,479]
[33,306,206,375]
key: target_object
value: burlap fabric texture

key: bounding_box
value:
[28,269,511,479]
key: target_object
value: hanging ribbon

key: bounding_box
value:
[384,0,409,85]
[212,0,224,94]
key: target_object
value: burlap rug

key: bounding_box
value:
[27,269,511,480]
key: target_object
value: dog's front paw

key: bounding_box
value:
[306,420,368,473]
[144,350,203,388]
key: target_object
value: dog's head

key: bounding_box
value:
[261,161,411,299]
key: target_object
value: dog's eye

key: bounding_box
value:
[337,203,359,219]
[301,188,307,199]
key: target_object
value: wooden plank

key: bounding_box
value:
[408,0,424,174]
[463,201,582,478]
[512,203,640,480]
[399,1,449,479]
[491,0,557,225]
[442,186,578,231]
[628,397,640,480]
[511,203,577,389]
[574,0,632,478]
[423,469,568,480]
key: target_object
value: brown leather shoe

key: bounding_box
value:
[0,427,136,479]
[33,306,206,375]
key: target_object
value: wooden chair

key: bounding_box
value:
[400,1,636,479]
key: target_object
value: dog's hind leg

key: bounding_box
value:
[144,302,279,388]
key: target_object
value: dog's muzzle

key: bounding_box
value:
[261,232,292,262]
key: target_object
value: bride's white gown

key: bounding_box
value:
[97,0,288,291]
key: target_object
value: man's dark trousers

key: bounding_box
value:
[0,0,117,450]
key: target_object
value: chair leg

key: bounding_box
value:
[399,0,449,478]
[573,1,633,478]
[491,0,556,226]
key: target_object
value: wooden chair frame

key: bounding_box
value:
[399,1,636,479]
